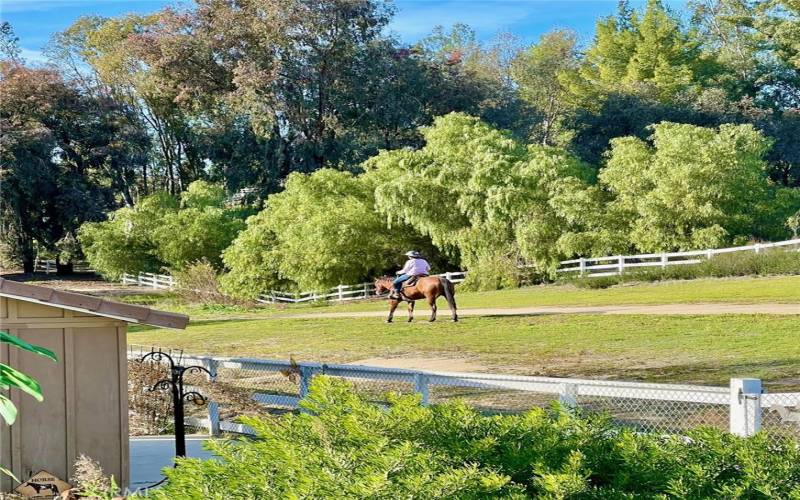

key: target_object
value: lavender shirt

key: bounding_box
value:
[398,258,431,276]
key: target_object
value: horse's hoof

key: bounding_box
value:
[386,319,393,324]
[452,318,459,322]
[428,319,436,323]
[407,318,413,323]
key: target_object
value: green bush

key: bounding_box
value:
[147,377,800,499]
[79,181,247,279]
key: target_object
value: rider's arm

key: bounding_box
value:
[397,260,412,275]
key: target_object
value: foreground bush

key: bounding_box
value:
[147,377,800,499]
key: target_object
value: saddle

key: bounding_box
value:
[401,274,428,290]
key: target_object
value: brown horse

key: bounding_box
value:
[374,276,458,323]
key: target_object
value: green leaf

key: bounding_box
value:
[0,330,57,362]
[0,465,19,483]
[0,394,17,425]
[0,364,44,401]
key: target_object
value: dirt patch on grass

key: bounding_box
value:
[349,356,488,372]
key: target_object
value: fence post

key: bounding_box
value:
[203,358,221,437]
[559,383,578,409]
[661,253,667,269]
[754,243,762,254]
[578,258,586,277]
[729,378,762,437]
[617,256,624,275]
[706,250,713,260]
[414,372,429,406]
[299,365,315,400]
[364,282,369,298]
[338,285,344,301]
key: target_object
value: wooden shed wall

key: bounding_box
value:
[0,297,129,492]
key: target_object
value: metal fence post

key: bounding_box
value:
[203,358,220,437]
[299,366,314,399]
[730,378,762,437]
[414,373,429,406]
[559,383,578,409]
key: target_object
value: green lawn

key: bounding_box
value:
[130,313,800,390]
[120,275,800,320]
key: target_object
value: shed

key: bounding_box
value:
[0,278,188,492]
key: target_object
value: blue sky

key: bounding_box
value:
[1,0,688,64]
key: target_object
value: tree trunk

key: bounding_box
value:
[56,259,74,276]
[22,257,34,274]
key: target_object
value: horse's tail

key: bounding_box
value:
[439,277,457,315]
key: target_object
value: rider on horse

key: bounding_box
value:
[391,250,430,299]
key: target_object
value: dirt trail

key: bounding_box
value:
[276,302,800,320]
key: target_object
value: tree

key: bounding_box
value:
[0,62,146,272]
[368,113,601,286]
[79,181,245,279]
[223,169,437,295]
[600,121,795,251]
[511,30,580,146]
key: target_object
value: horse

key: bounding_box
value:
[374,276,458,323]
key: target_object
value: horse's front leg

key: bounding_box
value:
[428,297,437,322]
[386,299,399,323]
[407,301,415,322]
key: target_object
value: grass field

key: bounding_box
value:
[129,313,800,390]
[121,275,800,319]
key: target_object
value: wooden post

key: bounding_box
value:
[730,378,762,437]
[579,258,586,277]
[414,373,429,406]
[661,253,667,269]
[338,285,344,301]
[364,282,369,298]
[617,256,624,275]
[203,358,221,437]
[754,243,762,254]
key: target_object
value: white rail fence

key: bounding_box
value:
[119,237,800,298]
[121,272,175,290]
[127,348,800,441]
[34,259,95,274]
[257,271,467,304]
[557,238,800,278]
[120,270,466,303]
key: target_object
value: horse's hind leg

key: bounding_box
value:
[386,300,399,323]
[427,296,437,322]
[407,301,415,322]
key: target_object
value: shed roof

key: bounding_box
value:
[0,278,188,329]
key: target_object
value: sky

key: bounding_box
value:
[1,0,688,64]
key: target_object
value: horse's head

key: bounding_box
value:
[373,276,393,295]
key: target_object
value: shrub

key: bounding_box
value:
[173,259,247,307]
[147,377,800,499]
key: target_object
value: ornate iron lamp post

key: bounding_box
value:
[140,350,211,458]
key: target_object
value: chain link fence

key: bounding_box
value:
[127,345,800,442]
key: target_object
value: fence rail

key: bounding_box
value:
[119,237,800,296]
[557,238,800,277]
[34,259,95,274]
[127,347,800,441]
[122,272,175,290]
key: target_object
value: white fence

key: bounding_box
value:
[34,259,95,274]
[121,272,175,290]
[557,238,800,278]
[127,348,800,440]
[120,270,466,303]
[257,271,467,304]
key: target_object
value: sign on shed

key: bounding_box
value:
[15,470,71,498]
[0,278,188,493]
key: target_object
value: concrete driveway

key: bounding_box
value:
[130,436,215,491]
